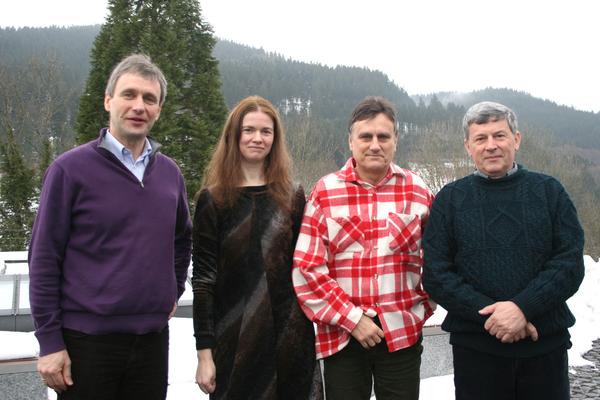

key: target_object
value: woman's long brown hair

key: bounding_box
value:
[200,96,293,212]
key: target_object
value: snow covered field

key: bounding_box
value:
[0,256,597,399]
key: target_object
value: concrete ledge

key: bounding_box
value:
[423,325,446,336]
[421,326,453,379]
[0,358,37,374]
[0,358,46,400]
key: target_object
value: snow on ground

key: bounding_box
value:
[0,331,38,360]
[1,256,597,400]
[425,303,447,326]
[567,255,600,367]
[419,374,455,400]
[165,317,208,399]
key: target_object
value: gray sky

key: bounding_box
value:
[1,0,599,112]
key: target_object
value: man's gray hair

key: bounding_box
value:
[462,101,518,139]
[105,54,167,106]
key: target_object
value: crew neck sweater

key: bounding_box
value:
[29,130,192,356]
[423,166,584,357]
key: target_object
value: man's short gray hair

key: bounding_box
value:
[462,101,518,139]
[105,54,167,106]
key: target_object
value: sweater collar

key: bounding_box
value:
[473,164,526,185]
[473,162,519,179]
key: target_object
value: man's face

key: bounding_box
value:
[104,73,162,143]
[464,118,521,178]
[348,113,397,185]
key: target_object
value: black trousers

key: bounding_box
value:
[323,337,422,400]
[58,326,169,400]
[453,344,570,400]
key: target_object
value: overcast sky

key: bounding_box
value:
[1,0,599,112]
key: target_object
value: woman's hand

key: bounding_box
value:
[196,349,216,394]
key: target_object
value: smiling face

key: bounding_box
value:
[464,118,521,178]
[348,113,398,185]
[104,72,162,145]
[238,110,275,166]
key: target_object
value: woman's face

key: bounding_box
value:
[238,110,275,165]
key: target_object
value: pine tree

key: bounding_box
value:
[0,130,36,251]
[76,0,227,200]
[37,137,53,187]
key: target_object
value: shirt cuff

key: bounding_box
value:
[338,305,364,333]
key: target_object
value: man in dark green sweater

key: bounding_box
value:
[422,101,585,400]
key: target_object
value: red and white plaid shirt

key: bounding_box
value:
[293,158,435,359]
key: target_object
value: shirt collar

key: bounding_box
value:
[338,157,405,186]
[105,130,152,162]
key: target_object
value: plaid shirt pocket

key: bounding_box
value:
[388,213,421,253]
[326,215,365,254]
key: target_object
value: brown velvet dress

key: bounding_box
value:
[192,185,323,400]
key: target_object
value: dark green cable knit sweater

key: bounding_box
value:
[423,166,585,358]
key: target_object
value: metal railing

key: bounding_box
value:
[0,252,195,330]
[1,254,39,331]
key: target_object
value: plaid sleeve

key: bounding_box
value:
[292,194,363,333]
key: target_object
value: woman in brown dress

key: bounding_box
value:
[192,96,323,399]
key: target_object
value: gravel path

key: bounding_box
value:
[570,339,600,399]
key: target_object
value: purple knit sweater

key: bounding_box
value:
[29,130,192,356]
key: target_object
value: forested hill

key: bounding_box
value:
[2,25,599,151]
[418,89,600,150]
[214,40,415,120]
[0,26,98,85]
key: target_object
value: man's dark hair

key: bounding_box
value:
[348,96,398,134]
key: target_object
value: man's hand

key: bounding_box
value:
[37,349,73,393]
[196,349,216,394]
[350,315,385,349]
[496,322,540,343]
[525,322,539,341]
[479,301,531,343]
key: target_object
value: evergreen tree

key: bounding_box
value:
[0,130,35,251]
[76,0,227,200]
[37,137,53,187]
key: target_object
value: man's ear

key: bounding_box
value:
[104,93,111,112]
[514,131,522,151]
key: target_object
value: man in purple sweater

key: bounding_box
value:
[28,54,192,399]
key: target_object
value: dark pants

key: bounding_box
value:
[453,344,570,400]
[58,326,169,400]
[323,337,422,400]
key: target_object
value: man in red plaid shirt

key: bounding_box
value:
[293,97,434,400]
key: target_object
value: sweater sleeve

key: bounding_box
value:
[191,190,219,349]
[422,186,494,324]
[28,163,74,356]
[173,173,192,299]
[511,179,585,320]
